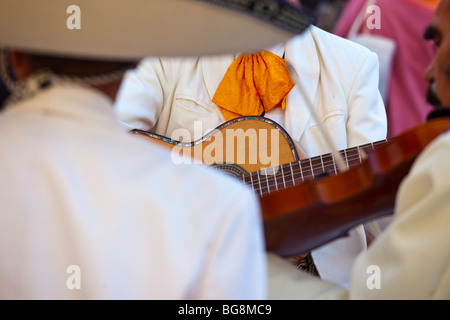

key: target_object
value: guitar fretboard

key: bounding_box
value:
[242,140,388,196]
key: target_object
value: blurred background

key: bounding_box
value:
[315,0,349,32]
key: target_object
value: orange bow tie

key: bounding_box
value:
[212,50,295,121]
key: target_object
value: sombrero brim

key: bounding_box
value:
[0,0,315,61]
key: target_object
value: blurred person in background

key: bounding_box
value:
[334,0,439,138]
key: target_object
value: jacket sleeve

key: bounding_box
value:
[114,57,170,131]
[346,50,388,147]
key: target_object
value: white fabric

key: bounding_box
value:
[0,85,267,299]
[268,130,450,299]
[114,26,388,288]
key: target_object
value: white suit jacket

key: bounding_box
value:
[115,26,388,287]
[116,26,387,156]
[0,85,267,299]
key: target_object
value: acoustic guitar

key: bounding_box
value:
[132,116,450,257]
[131,116,388,197]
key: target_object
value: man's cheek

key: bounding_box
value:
[437,79,450,106]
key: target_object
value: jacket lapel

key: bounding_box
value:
[283,28,320,142]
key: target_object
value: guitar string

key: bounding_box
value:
[248,159,359,195]
[243,146,381,194]
[245,156,361,194]
[243,140,388,193]
[249,141,384,184]
[246,152,361,183]
[246,154,357,181]
[250,153,372,195]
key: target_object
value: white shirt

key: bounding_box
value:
[0,84,267,299]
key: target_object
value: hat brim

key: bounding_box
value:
[0,0,315,61]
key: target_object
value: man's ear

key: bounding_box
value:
[8,50,32,81]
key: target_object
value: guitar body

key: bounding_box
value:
[132,116,301,177]
[132,116,390,197]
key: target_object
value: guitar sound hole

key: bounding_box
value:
[210,163,249,178]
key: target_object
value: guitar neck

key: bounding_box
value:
[242,139,389,197]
